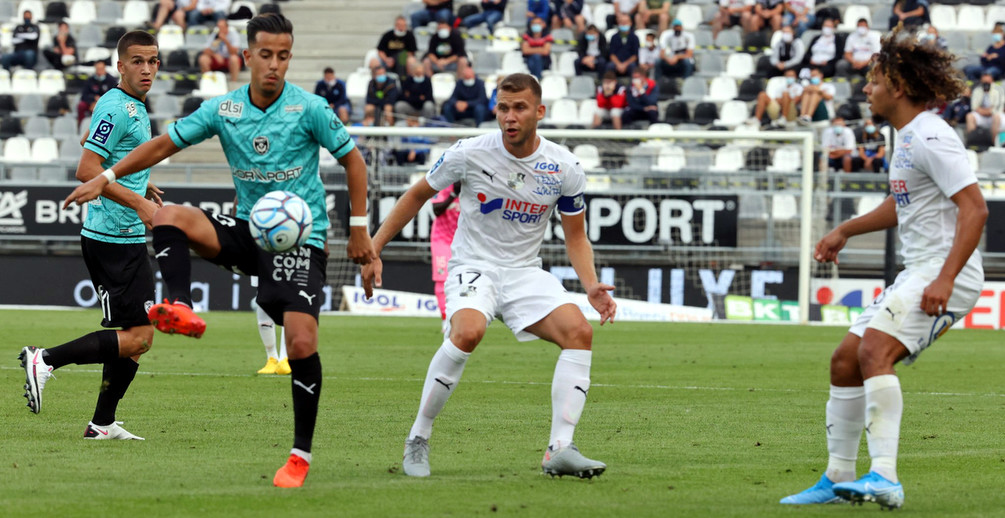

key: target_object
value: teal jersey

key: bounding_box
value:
[81,87,152,244]
[168,83,355,249]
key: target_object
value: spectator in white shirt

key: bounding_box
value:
[798,67,835,124]
[804,17,838,78]
[638,32,660,78]
[820,116,856,172]
[658,19,695,78]
[752,68,802,126]
[966,73,1003,139]
[836,18,880,77]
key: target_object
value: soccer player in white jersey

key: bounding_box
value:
[780,26,987,510]
[362,73,617,478]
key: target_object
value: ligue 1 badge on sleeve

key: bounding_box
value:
[508,171,526,190]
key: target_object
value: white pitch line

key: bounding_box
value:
[1,365,1001,398]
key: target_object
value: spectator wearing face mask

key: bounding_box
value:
[395,62,436,121]
[638,32,659,79]
[919,24,947,51]
[803,18,838,78]
[593,71,626,129]
[522,17,554,79]
[364,65,399,127]
[963,27,1005,81]
[314,67,351,124]
[423,17,468,76]
[377,16,418,77]
[942,86,971,128]
[606,13,640,78]
[658,19,695,79]
[797,67,835,124]
[820,116,855,172]
[623,68,660,126]
[2,10,39,70]
[966,73,1003,140]
[768,25,804,77]
[852,120,886,173]
[752,68,802,126]
[575,24,608,75]
[836,19,880,77]
[442,67,488,126]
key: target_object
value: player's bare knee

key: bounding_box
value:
[152,204,185,227]
[120,326,155,356]
[563,320,593,350]
[286,334,317,359]
[449,327,484,350]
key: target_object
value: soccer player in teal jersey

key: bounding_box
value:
[20,31,162,441]
[64,14,375,488]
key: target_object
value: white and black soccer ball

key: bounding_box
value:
[248,191,313,254]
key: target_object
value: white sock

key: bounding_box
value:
[256,304,278,359]
[549,349,592,449]
[278,326,287,359]
[825,385,865,483]
[408,339,470,440]
[291,447,311,464]
[864,374,902,483]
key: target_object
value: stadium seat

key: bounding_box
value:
[2,135,31,161]
[767,146,801,172]
[771,195,799,220]
[577,99,597,126]
[692,102,719,126]
[97,1,123,23]
[51,116,76,140]
[191,71,228,98]
[736,78,763,102]
[742,30,770,53]
[0,94,13,116]
[663,101,689,124]
[158,25,185,52]
[180,96,203,117]
[169,77,199,96]
[30,137,58,163]
[37,70,65,96]
[713,100,748,128]
[648,122,674,136]
[117,0,149,26]
[551,28,575,53]
[677,76,708,102]
[957,6,987,32]
[499,51,529,74]
[22,116,49,139]
[967,149,980,173]
[837,102,862,121]
[979,149,1005,175]
[12,1,42,23]
[838,5,872,31]
[430,72,455,104]
[162,49,194,72]
[555,51,577,79]
[103,26,127,49]
[345,70,369,104]
[152,95,180,121]
[228,1,257,28]
[545,98,579,128]
[76,24,102,49]
[0,70,10,95]
[591,3,613,31]
[568,75,595,100]
[676,5,702,30]
[473,48,500,75]
[928,5,957,31]
[540,75,568,105]
[738,194,767,220]
[696,53,724,78]
[68,1,96,25]
[490,27,521,53]
[708,146,745,172]
[714,30,741,50]
[653,146,686,173]
[10,69,37,95]
[988,7,1005,30]
[42,1,68,23]
[705,76,738,102]
[724,53,754,79]
[573,144,604,172]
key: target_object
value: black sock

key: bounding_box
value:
[92,358,139,426]
[43,330,118,370]
[289,353,322,453]
[152,225,192,307]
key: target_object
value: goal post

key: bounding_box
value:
[338,126,820,324]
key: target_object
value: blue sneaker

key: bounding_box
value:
[832,471,905,510]
[780,474,848,504]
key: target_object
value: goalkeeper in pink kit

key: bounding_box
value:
[430,181,460,327]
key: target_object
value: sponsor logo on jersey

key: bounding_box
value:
[126,102,137,118]
[232,166,304,182]
[476,193,548,223]
[891,179,910,206]
[92,119,114,144]
[253,136,269,155]
[429,154,445,174]
[928,311,956,346]
[532,174,562,196]
[532,161,561,174]
[218,100,243,118]
[285,104,303,113]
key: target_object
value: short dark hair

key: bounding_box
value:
[248,13,294,46]
[116,30,158,58]
[499,73,541,104]
[323,67,334,75]
[858,18,869,25]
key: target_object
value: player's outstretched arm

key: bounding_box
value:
[921,184,988,316]
[338,147,376,265]
[63,134,182,209]
[74,148,162,228]
[562,211,616,325]
[814,195,898,264]
[361,177,438,299]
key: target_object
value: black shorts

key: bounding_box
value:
[202,210,327,323]
[81,236,155,329]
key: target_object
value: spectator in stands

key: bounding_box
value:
[712,0,753,40]
[920,25,947,51]
[888,0,929,30]
[820,116,855,172]
[77,61,117,129]
[752,68,801,126]
[377,16,418,78]
[1,10,39,71]
[423,17,468,76]
[522,17,554,79]
[411,0,454,30]
[658,19,695,79]
[804,17,838,78]
[783,0,814,38]
[852,119,886,173]
[608,0,642,31]
[43,21,76,70]
[637,0,671,34]
[198,19,242,82]
[768,25,804,77]
[364,64,399,127]
[442,66,489,126]
[743,0,784,34]
[964,26,1005,81]
[797,67,835,124]
[575,24,608,75]
[552,0,586,34]
[593,71,626,129]
[394,116,436,165]
[182,0,231,27]
[463,0,508,33]
[943,86,970,128]
[395,62,436,120]
[966,73,1003,140]
[623,67,660,125]
[638,32,659,79]
[489,75,503,115]
[527,0,551,31]
[836,18,880,78]
[151,0,187,31]
[606,13,640,78]
[315,67,351,124]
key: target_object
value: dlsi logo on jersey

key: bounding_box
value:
[218,100,243,118]
[476,193,548,223]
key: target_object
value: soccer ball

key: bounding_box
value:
[248,191,313,254]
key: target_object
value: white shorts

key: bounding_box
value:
[849,256,983,364]
[972,112,997,129]
[444,261,576,342]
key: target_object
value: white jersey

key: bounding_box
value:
[425,132,587,269]
[889,111,981,270]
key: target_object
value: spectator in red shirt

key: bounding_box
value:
[593,71,626,129]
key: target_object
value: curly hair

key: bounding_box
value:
[869,24,967,106]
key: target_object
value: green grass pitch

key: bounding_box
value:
[2,309,1003,517]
